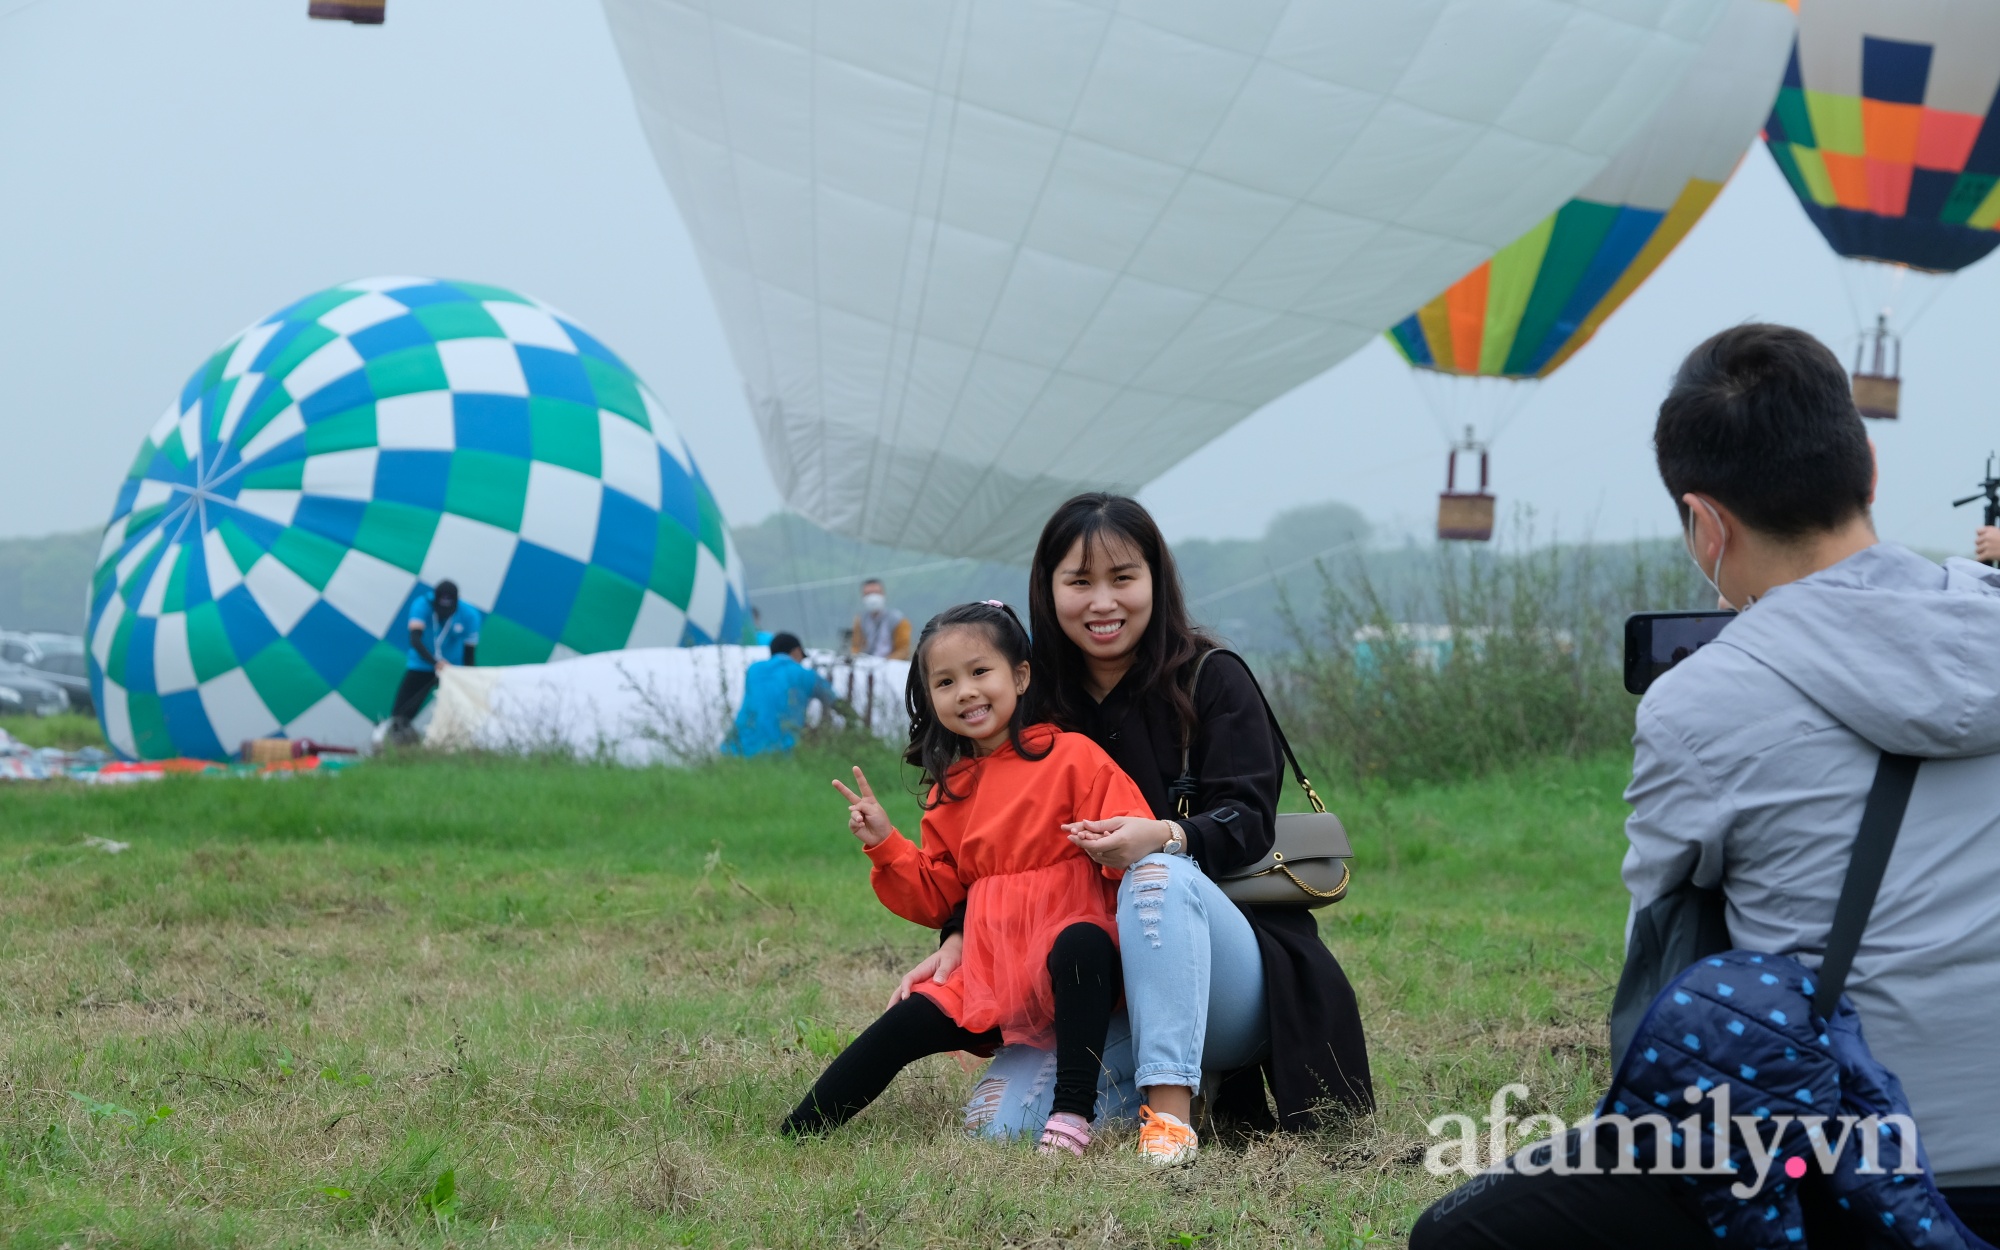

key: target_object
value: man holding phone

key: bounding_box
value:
[1413,324,2000,1247]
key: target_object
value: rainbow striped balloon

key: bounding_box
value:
[1390,0,1795,380]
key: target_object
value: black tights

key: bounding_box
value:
[783,922,1120,1134]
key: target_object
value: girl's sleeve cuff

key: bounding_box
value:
[864,829,913,862]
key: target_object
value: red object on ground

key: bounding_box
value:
[98,759,223,776]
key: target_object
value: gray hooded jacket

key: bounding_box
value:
[1624,543,2000,1186]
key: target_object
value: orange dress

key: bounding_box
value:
[863,725,1151,1049]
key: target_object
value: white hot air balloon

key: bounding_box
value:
[605,0,1729,558]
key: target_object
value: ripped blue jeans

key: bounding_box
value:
[962,852,1269,1137]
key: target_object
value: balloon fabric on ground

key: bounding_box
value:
[422,646,909,763]
[87,278,751,762]
[1764,0,2000,275]
[1389,0,1796,380]
[603,0,1731,559]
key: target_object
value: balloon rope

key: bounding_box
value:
[1411,371,1461,448]
[751,555,970,599]
[1485,380,1543,445]
[1896,274,1953,338]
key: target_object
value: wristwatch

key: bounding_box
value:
[1161,821,1186,857]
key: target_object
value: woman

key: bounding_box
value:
[894,493,1373,1163]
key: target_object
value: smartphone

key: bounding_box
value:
[1624,610,1736,696]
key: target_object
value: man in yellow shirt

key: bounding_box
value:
[849,578,910,659]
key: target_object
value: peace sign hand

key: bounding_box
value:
[831,766,893,848]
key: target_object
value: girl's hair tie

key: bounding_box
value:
[983,599,1006,608]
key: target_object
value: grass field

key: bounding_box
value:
[0,739,1637,1248]
[0,713,104,751]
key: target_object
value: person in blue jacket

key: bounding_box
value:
[386,580,481,744]
[723,633,852,757]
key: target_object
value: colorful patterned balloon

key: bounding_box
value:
[88,277,750,761]
[1763,0,2000,275]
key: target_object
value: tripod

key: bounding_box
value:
[1953,453,2000,568]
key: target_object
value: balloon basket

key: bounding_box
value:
[1853,373,1900,421]
[1437,433,1495,542]
[1851,313,1900,420]
[308,0,384,23]
[1437,493,1496,543]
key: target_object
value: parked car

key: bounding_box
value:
[0,662,70,717]
[0,632,90,715]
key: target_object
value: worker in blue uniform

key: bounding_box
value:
[387,579,480,744]
[723,633,855,756]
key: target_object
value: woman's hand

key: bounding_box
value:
[1977,526,2000,564]
[1065,815,1175,870]
[889,932,963,1008]
[832,766,893,847]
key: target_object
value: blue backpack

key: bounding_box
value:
[1605,754,1995,1249]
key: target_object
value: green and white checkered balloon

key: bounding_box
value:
[88,277,750,760]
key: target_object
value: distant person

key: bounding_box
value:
[784,601,1145,1157]
[724,633,851,757]
[749,606,775,647]
[850,578,910,659]
[1412,324,2000,1247]
[387,580,479,745]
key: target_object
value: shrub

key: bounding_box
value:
[1276,527,1705,788]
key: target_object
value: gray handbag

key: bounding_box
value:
[1171,649,1352,909]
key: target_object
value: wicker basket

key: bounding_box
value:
[241,738,301,765]
[1852,374,1900,421]
[1437,492,1496,542]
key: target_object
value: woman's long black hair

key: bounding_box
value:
[903,600,1050,808]
[1027,493,1213,740]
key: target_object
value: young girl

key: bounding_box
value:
[781,601,1151,1155]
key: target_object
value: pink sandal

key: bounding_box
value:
[1037,1111,1093,1157]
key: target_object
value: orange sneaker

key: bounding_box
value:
[1136,1105,1198,1167]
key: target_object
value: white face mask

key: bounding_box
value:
[862,592,886,613]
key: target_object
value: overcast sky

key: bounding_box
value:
[5,0,1997,560]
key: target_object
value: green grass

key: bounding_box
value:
[0,746,1637,1248]
[0,713,103,750]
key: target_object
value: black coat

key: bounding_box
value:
[1077,650,1374,1130]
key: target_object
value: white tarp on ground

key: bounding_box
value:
[423,645,911,764]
